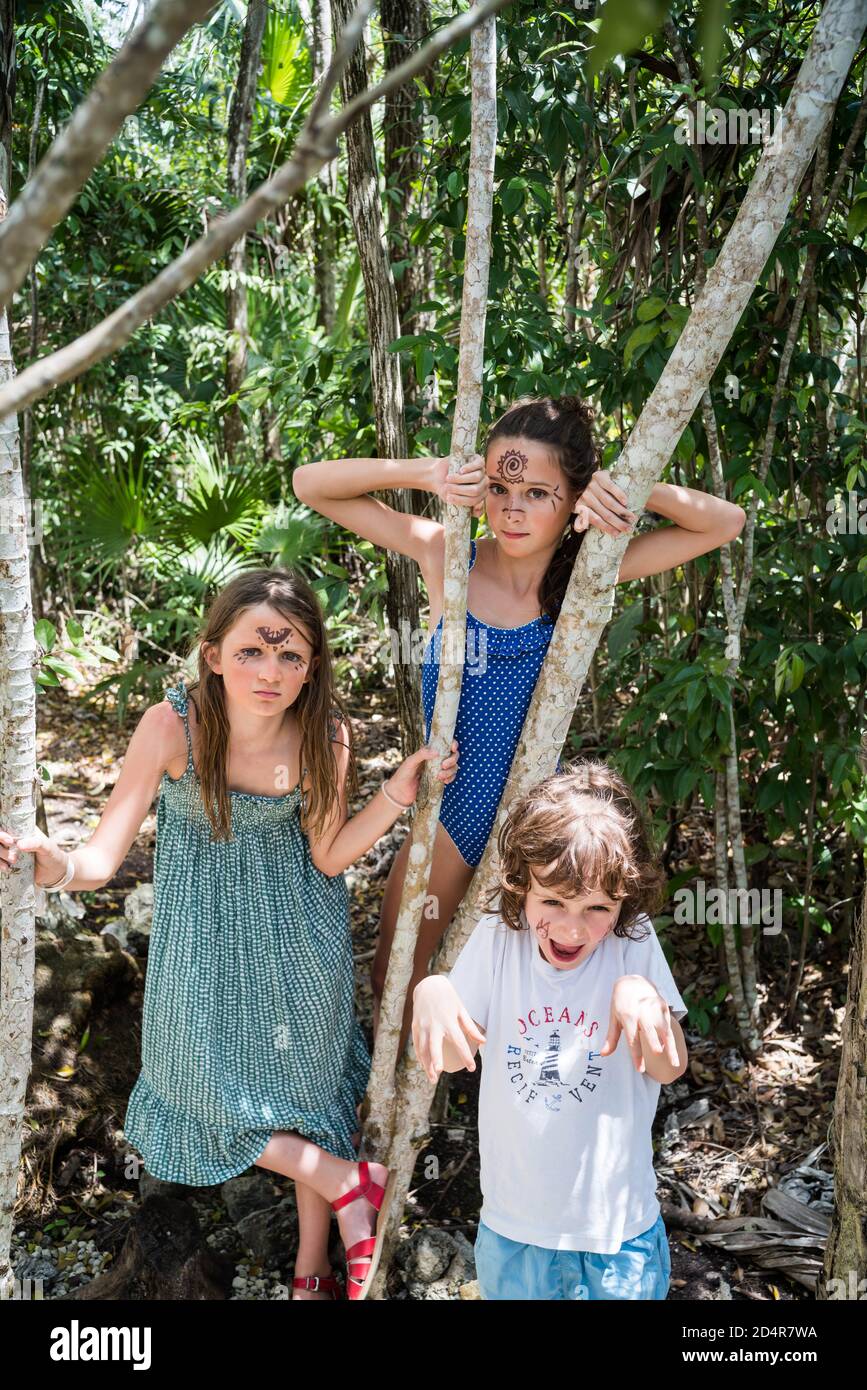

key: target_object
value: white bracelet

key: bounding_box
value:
[381,779,412,811]
[43,852,75,892]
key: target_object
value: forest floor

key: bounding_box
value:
[12,623,845,1303]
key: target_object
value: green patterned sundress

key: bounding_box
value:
[123,677,370,1185]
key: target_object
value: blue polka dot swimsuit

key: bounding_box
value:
[421,539,559,867]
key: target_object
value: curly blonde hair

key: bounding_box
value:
[485,759,665,940]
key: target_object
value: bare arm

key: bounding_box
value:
[304,721,459,877]
[617,483,745,583]
[292,456,446,583]
[0,701,179,891]
[303,732,406,877]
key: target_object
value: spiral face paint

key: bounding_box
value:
[494,449,529,484]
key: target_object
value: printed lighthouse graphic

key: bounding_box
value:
[536,1030,563,1086]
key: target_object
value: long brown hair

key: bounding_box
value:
[183,568,358,843]
[485,759,665,940]
[482,394,601,623]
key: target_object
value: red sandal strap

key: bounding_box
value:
[331,1160,388,1214]
[345,1237,377,1265]
[292,1274,342,1295]
[331,1159,369,1212]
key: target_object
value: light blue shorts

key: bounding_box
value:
[474,1212,671,1301]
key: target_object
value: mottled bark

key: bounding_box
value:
[380,0,436,439]
[0,120,41,1301]
[819,876,867,1295]
[311,0,337,332]
[224,0,267,460]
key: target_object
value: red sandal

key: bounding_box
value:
[330,1161,396,1301]
[291,1273,343,1300]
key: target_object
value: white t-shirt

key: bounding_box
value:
[447,909,687,1253]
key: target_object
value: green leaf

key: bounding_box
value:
[588,0,668,78]
[500,177,527,216]
[623,321,660,369]
[636,296,666,323]
[607,601,644,661]
[35,619,56,652]
[262,14,311,107]
[699,0,730,87]
[685,677,706,716]
[846,195,867,239]
[650,154,668,201]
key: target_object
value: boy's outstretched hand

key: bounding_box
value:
[599,974,684,1080]
[412,976,486,1084]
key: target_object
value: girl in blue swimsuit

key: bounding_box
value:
[293,394,745,1046]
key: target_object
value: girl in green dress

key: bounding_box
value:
[0,567,458,1300]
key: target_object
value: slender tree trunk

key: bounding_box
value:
[382,0,436,446]
[819,875,867,1296]
[310,0,338,332]
[15,46,49,623]
[363,3,496,1168]
[224,0,267,460]
[330,0,423,755]
[0,27,41,1297]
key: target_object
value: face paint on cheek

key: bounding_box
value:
[534,915,550,941]
[550,484,563,512]
[494,449,529,484]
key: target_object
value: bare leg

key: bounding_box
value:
[291,1181,336,1301]
[371,822,475,1053]
[255,1131,389,1295]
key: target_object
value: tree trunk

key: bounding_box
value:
[0,42,42,1296]
[370,0,867,1293]
[819,876,867,1297]
[224,0,267,460]
[330,0,423,755]
[363,2,497,1165]
[380,1,436,461]
[69,1196,235,1300]
[311,0,338,333]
